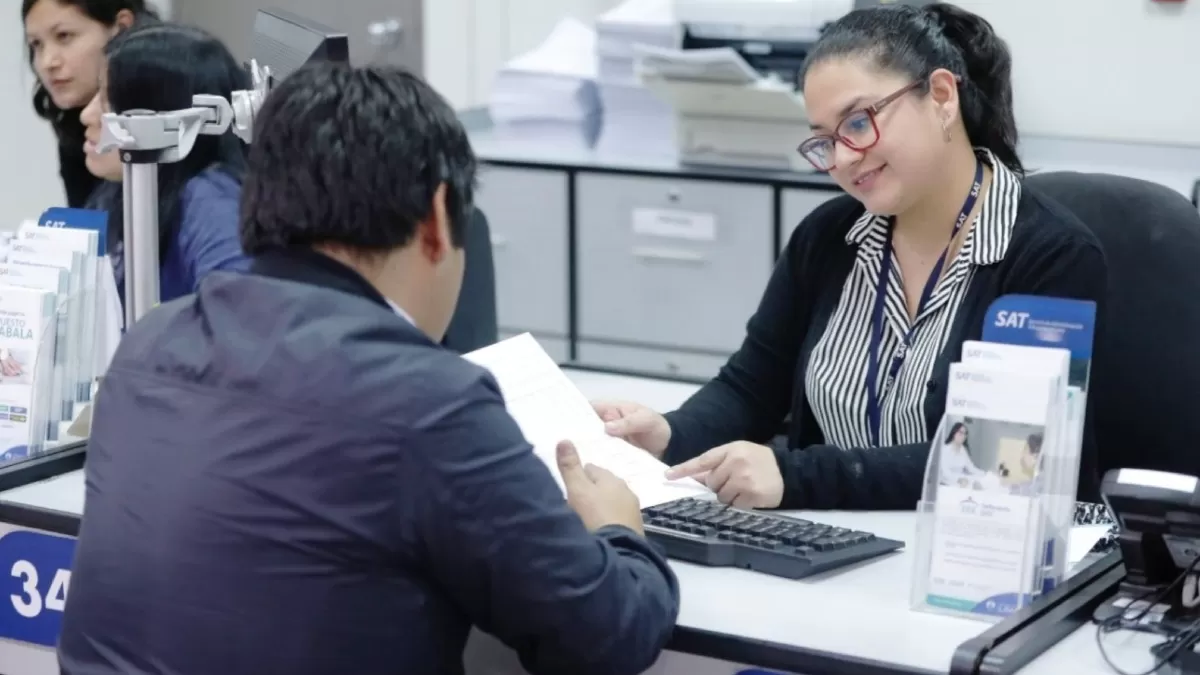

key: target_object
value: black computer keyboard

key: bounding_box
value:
[642,498,904,580]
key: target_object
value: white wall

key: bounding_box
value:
[958,0,1197,147]
[425,0,1199,149]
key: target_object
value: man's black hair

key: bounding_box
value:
[240,62,477,256]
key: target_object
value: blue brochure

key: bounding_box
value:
[38,207,107,257]
[982,294,1096,389]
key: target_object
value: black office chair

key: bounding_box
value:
[1027,171,1200,480]
[442,207,499,354]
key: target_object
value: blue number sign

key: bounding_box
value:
[0,526,76,647]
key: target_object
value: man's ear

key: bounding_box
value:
[417,183,451,264]
[113,9,136,32]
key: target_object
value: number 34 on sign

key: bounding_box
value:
[0,526,76,648]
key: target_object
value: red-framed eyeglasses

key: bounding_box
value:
[797,80,926,172]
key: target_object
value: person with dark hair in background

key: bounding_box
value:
[594,3,1107,510]
[79,22,249,304]
[22,0,156,207]
[59,62,678,675]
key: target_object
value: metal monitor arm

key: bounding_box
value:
[94,13,404,329]
[96,60,271,328]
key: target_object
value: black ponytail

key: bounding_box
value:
[804,2,1023,176]
[924,4,1021,175]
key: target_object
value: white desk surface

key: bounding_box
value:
[0,370,1118,674]
[672,510,988,672]
[1,468,84,516]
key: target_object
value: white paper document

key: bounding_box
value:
[465,334,710,508]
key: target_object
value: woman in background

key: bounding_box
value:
[80,22,249,303]
[22,0,155,207]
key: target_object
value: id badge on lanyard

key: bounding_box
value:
[864,159,984,447]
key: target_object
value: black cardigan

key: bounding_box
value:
[662,188,1107,510]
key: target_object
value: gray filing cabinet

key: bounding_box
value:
[575,173,773,379]
[474,166,570,362]
[780,188,838,253]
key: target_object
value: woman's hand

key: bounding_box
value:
[666,441,784,509]
[592,400,672,459]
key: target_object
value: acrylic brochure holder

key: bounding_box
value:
[38,207,123,382]
[911,295,1097,622]
[14,215,106,411]
[0,208,117,452]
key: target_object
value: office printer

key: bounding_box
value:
[647,0,926,170]
[674,0,926,86]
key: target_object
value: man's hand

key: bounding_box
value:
[557,440,645,534]
[666,441,783,509]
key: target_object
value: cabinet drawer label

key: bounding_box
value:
[632,208,716,241]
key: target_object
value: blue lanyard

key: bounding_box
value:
[865,159,984,447]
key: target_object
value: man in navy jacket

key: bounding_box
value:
[59,63,680,675]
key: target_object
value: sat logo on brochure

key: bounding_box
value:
[983,295,1096,360]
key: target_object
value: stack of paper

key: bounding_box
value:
[488,18,603,151]
[596,0,680,82]
[594,0,680,158]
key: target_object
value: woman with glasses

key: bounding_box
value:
[594,3,1106,511]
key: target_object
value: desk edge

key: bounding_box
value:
[669,625,940,675]
[0,442,87,537]
[0,442,86,493]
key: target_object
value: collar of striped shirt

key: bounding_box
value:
[844,147,1022,266]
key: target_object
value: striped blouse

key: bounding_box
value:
[805,149,1023,450]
